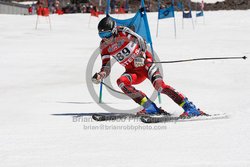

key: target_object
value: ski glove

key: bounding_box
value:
[134,56,145,67]
[92,73,102,84]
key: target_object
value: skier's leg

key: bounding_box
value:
[144,51,185,105]
[147,65,185,105]
[117,72,165,115]
[116,73,146,104]
[147,64,206,117]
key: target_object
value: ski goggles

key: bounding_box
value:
[98,30,113,39]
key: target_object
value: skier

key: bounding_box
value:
[92,16,206,118]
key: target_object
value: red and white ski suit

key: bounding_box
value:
[98,26,185,105]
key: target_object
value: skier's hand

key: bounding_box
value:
[92,73,102,84]
[134,56,145,67]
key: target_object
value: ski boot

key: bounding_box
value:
[136,97,171,116]
[179,98,208,118]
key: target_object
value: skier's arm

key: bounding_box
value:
[118,27,148,68]
[119,26,147,52]
[99,53,111,78]
[92,54,111,84]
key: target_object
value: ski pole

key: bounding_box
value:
[150,56,247,64]
[101,81,125,95]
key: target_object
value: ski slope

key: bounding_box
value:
[0,11,250,167]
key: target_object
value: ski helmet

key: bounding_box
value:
[98,16,116,39]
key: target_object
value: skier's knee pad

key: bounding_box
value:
[153,79,165,92]
[117,75,131,88]
[154,80,176,92]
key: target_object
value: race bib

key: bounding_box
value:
[113,41,139,65]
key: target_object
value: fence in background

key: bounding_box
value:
[0,1,28,15]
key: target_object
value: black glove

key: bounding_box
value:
[92,73,102,84]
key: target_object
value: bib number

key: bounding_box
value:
[114,48,131,62]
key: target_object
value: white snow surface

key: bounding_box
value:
[0,11,250,167]
[194,0,225,3]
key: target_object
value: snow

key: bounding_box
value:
[195,0,225,3]
[0,11,250,167]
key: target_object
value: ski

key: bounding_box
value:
[92,113,138,121]
[92,112,171,122]
[140,113,229,123]
[92,113,229,123]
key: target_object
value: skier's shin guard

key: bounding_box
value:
[117,76,146,104]
[153,79,185,105]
